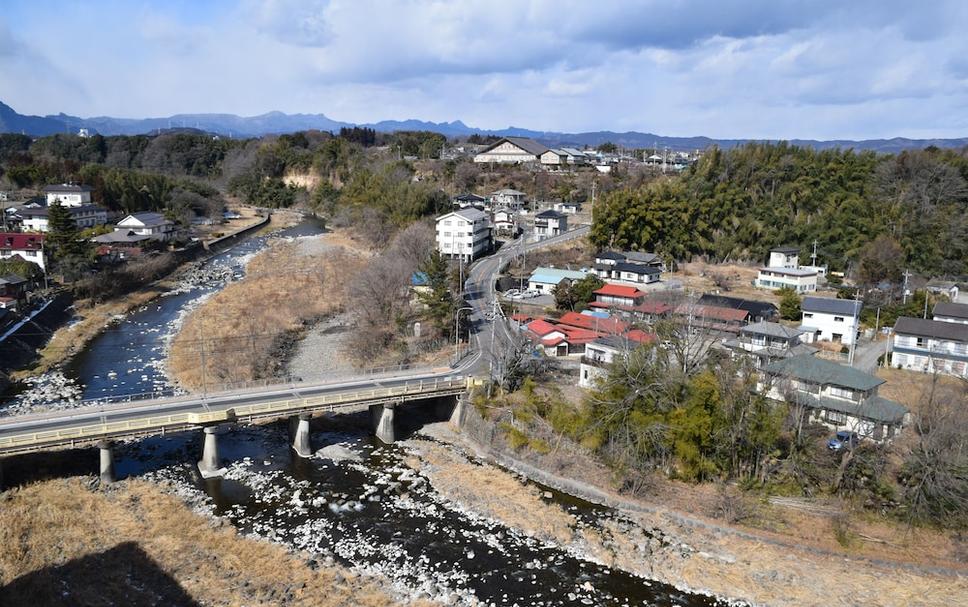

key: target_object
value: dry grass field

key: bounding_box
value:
[168,231,369,391]
[0,478,430,606]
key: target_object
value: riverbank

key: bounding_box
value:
[167,228,371,391]
[11,210,301,382]
[0,477,434,606]
[421,417,968,607]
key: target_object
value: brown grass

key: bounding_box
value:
[168,230,369,391]
[0,478,431,606]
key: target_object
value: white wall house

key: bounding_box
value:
[533,209,567,240]
[18,204,108,232]
[592,251,662,286]
[540,149,568,166]
[43,184,93,207]
[759,354,908,441]
[891,317,968,378]
[723,321,816,368]
[489,189,527,210]
[527,266,587,294]
[115,212,176,241]
[579,337,626,388]
[0,232,45,271]
[800,296,862,346]
[932,302,968,325]
[492,208,516,235]
[553,201,581,214]
[473,137,549,164]
[436,208,492,262]
[756,246,818,292]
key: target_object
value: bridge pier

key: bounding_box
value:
[369,403,396,444]
[292,413,313,458]
[197,426,226,479]
[97,440,115,483]
[450,393,467,429]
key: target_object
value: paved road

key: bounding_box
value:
[851,337,889,373]
[462,226,591,375]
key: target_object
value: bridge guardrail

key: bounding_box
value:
[0,376,471,455]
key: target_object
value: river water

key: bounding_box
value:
[2,220,739,606]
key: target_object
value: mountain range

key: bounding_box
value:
[2,100,966,154]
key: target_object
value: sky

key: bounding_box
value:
[2,0,967,140]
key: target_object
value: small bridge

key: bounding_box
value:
[0,366,481,484]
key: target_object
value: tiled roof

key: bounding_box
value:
[527,319,562,336]
[763,354,884,391]
[741,321,806,339]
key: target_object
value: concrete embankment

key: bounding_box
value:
[0,292,75,381]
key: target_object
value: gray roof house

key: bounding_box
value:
[801,296,862,316]
[760,354,908,440]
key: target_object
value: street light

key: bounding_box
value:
[454,305,474,362]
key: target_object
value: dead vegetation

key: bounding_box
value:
[0,478,431,606]
[168,231,368,390]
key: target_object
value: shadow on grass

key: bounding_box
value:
[0,541,199,606]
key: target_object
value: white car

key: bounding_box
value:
[503,289,521,298]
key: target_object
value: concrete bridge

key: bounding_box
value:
[0,366,479,484]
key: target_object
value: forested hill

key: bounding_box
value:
[3,100,968,153]
[591,143,968,278]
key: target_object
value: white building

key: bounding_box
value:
[553,201,582,214]
[115,212,176,241]
[492,208,516,236]
[756,246,818,293]
[533,209,567,240]
[488,189,527,210]
[891,316,968,378]
[932,302,968,325]
[540,149,568,166]
[43,184,93,207]
[18,203,108,232]
[473,137,549,164]
[527,266,587,294]
[759,354,908,441]
[451,193,487,210]
[0,232,45,271]
[580,337,628,388]
[592,251,662,286]
[800,296,862,346]
[723,321,816,368]
[436,208,492,262]
[560,147,589,164]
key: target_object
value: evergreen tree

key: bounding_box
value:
[45,201,92,278]
[417,250,457,337]
[778,287,802,320]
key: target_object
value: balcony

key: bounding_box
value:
[581,355,611,368]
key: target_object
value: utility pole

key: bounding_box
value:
[810,239,818,267]
[923,290,929,319]
[902,269,912,304]
[848,291,860,366]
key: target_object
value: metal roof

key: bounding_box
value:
[801,296,862,316]
[763,354,883,391]
[529,267,587,284]
[535,209,566,219]
[894,316,968,343]
[933,302,968,320]
[481,137,549,156]
[741,321,807,339]
[770,246,800,254]
[613,261,661,275]
[43,183,92,193]
[697,294,777,318]
[794,393,908,424]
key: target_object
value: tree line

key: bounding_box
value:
[591,143,968,278]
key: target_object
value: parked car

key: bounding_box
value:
[827,430,859,450]
[503,289,520,298]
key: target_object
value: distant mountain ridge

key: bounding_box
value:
[1,100,966,154]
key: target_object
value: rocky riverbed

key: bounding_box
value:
[113,415,738,607]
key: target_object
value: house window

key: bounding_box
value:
[825,411,847,424]
[916,337,926,348]
[832,333,843,342]
[829,387,854,400]
[803,313,813,319]
[834,316,844,322]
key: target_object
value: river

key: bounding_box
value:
[1,220,739,606]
